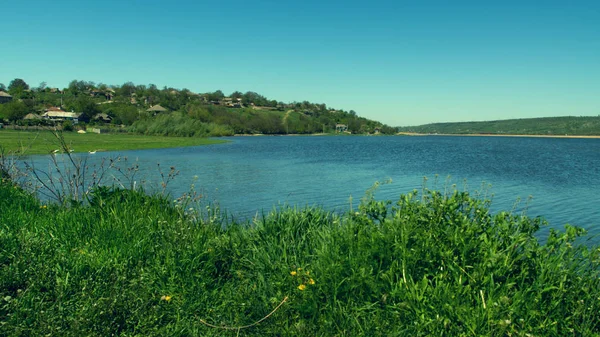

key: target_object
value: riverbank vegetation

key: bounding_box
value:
[1,163,598,335]
[0,129,226,155]
[0,78,395,136]
[399,116,600,136]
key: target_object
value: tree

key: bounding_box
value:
[64,95,99,122]
[0,83,6,91]
[145,84,160,105]
[37,81,47,92]
[118,82,136,97]
[207,90,225,102]
[242,91,268,106]
[2,101,28,121]
[107,104,139,125]
[68,80,85,95]
[230,91,243,99]
[380,125,397,135]
[8,78,29,97]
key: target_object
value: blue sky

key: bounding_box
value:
[2,0,599,126]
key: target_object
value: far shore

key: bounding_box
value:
[397,132,600,139]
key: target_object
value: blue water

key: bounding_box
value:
[25,135,600,242]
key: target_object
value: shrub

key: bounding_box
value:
[62,120,74,131]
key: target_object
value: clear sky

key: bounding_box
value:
[1,0,599,126]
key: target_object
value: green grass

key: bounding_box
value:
[0,129,226,155]
[1,176,599,336]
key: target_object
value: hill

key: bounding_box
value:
[0,78,396,136]
[398,116,600,136]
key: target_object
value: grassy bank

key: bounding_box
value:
[0,129,226,155]
[1,178,599,336]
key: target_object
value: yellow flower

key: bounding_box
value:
[290,271,297,276]
[161,295,172,302]
[297,284,307,291]
[308,278,315,285]
[297,267,302,272]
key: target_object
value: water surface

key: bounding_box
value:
[26,135,600,243]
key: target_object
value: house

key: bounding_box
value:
[222,97,234,107]
[0,91,12,104]
[90,90,114,101]
[335,124,348,133]
[147,104,168,115]
[94,113,112,123]
[24,113,42,120]
[42,107,82,124]
[231,98,243,108]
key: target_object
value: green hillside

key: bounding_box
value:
[398,116,600,136]
[0,78,396,136]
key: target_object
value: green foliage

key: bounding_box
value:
[62,120,74,132]
[100,103,140,125]
[0,101,29,121]
[1,77,393,135]
[0,175,598,335]
[207,90,225,102]
[67,80,95,96]
[67,95,100,122]
[129,111,234,137]
[31,90,62,107]
[7,78,29,97]
[400,116,600,136]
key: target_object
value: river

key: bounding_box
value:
[23,135,600,243]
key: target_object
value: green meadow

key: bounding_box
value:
[0,129,226,155]
[1,171,599,335]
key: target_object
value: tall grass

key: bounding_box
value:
[1,177,599,336]
[129,112,234,137]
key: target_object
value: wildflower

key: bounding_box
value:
[308,278,315,285]
[161,295,172,302]
[297,267,302,272]
[297,284,307,291]
[290,271,297,276]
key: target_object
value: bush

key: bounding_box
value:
[62,120,74,131]
[129,112,234,137]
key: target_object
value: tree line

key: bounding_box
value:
[0,78,397,136]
